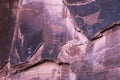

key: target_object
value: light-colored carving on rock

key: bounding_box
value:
[82,11,100,26]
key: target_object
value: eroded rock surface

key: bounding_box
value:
[10,0,72,69]
[0,0,120,80]
[0,0,18,74]
[64,0,120,39]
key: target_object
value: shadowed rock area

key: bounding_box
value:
[0,0,120,80]
[0,0,18,69]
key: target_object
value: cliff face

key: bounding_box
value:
[0,0,120,80]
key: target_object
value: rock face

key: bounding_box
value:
[10,0,71,69]
[0,0,120,80]
[0,0,18,74]
[64,0,120,39]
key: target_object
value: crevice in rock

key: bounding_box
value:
[9,58,71,76]
[101,24,120,34]
[87,24,120,41]
[59,62,70,66]
[9,59,55,75]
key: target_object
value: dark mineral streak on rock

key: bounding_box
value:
[0,0,18,69]
[65,0,120,40]
[64,0,85,4]
[10,0,71,66]
[10,1,46,65]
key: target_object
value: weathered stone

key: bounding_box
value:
[57,41,88,63]
[0,2,10,69]
[9,1,73,73]
[76,71,108,80]
[0,0,120,80]
[8,62,74,80]
[64,0,120,39]
[0,0,18,70]
[69,26,120,80]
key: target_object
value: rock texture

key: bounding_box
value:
[0,0,120,80]
[64,0,120,39]
[0,0,18,76]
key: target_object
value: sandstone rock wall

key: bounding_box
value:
[0,0,120,80]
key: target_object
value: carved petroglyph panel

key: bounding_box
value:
[64,0,120,39]
[10,0,72,67]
